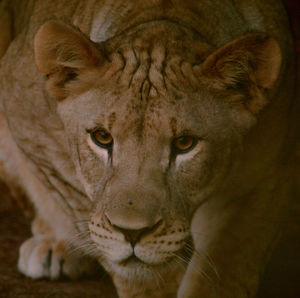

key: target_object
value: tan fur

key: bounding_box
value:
[0,1,297,297]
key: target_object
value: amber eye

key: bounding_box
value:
[173,136,196,154]
[91,129,113,149]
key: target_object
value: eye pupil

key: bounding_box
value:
[178,137,190,145]
[91,129,113,148]
[97,131,109,141]
[173,136,196,153]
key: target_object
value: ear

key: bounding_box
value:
[200,33,281,114]
[34,21,104,100]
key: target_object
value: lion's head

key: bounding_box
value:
[34,20,281,284]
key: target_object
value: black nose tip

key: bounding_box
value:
[111,220,162,246]
[119,228,146,246]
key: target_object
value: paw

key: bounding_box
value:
[18,236,98,280]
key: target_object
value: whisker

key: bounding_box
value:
[68,240,97,256]
[151,270,164,292]
[172,253,189,267]
[184,243,220,281]
[65,230,92,248]
[174,252,213,284]
[171,255,187,272]
[74,231,91,239]
[199,250,220,281]
[73,217,90,223]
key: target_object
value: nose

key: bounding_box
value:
[107,216,162,246]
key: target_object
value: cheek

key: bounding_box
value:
[172,146,216,205]
[175,143,203,169]
[176,152,213,189]
[174,142,211,181]
[74,137,108,194]
[174,137,241,207]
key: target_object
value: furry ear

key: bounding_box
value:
[201,33,281,113]
[34,21,103,100]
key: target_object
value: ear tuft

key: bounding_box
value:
[202,33,281,90]
[201,33,282,113]
[34,21,103,100]
[250,36,281,89]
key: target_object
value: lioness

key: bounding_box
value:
[0,0,297,297]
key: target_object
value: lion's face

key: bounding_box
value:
[56,59,252,279]
[59,88,228,279]
[34,21,281,280]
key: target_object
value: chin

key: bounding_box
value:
[102,255,185,282]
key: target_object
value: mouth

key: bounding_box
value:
[116,253,174,271]
[119,255,146,266]
[114,237,194,269]
[117,251,183,270]
[106,252,188,282]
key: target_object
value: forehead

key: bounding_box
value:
[98,86,180,140]
[66,30,215,138]
[92,43,206,136]
[71,77,211,143]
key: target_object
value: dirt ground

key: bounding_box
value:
[0,1,299,297]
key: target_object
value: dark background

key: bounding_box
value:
[0,0,299,297]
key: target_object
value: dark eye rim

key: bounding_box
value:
[90,128,113,149]
[172,136,198,154]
